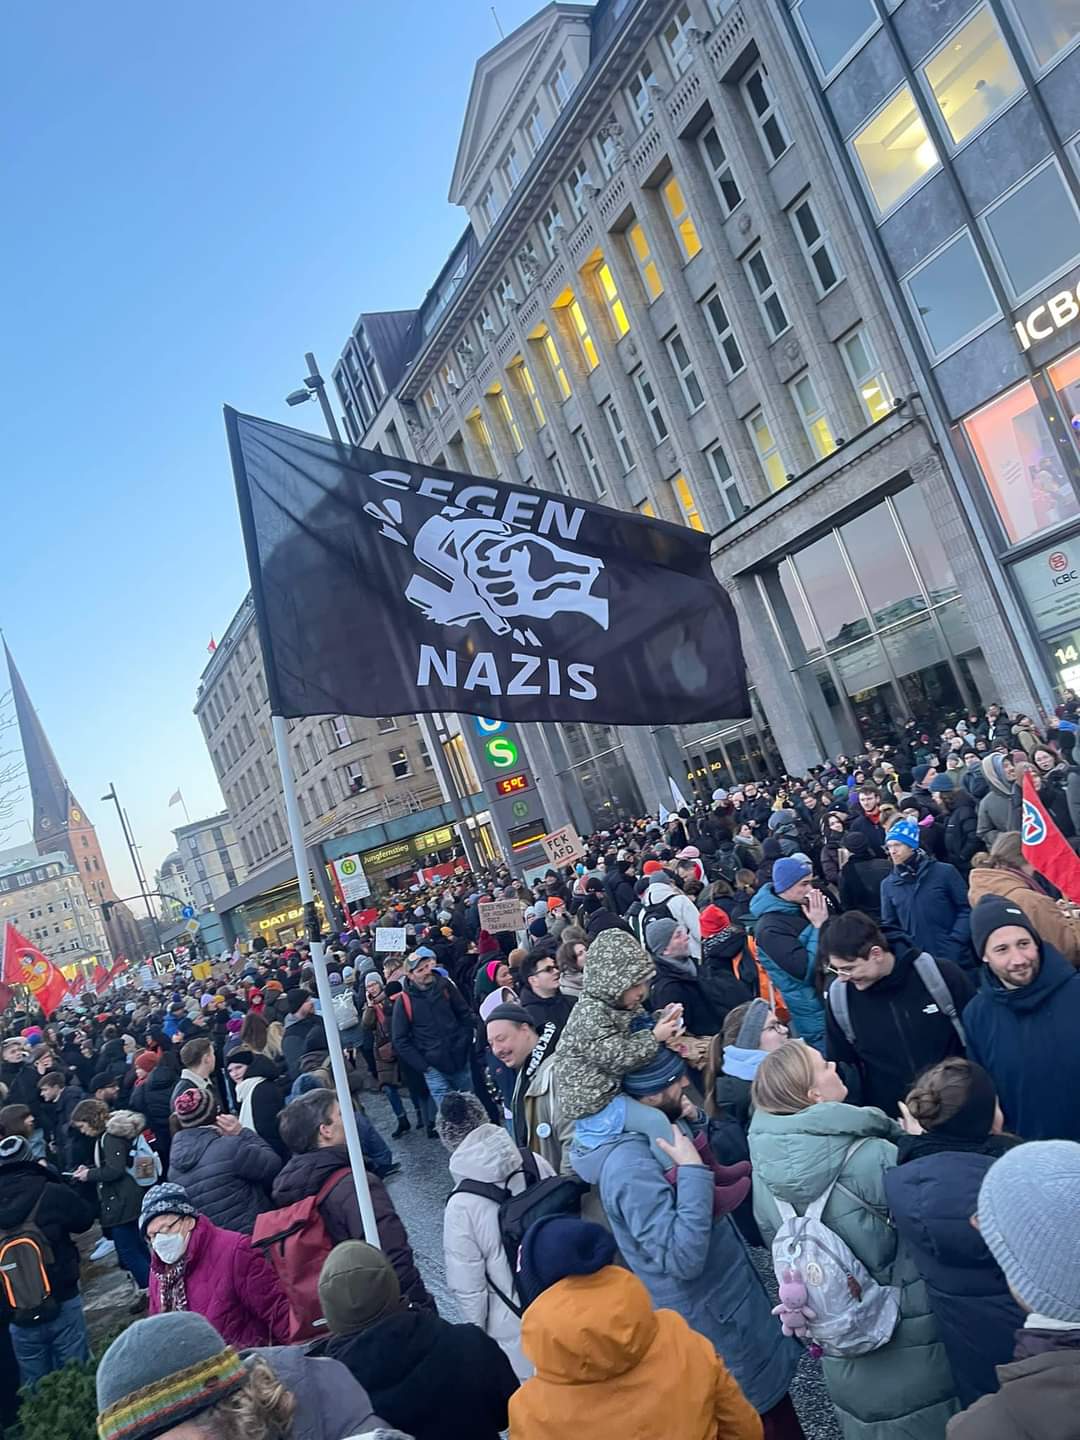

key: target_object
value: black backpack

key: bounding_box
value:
[0,1193,57,1325]
[452,1148,583,1316]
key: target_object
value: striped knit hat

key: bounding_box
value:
[97,1313,247,1440]
[172,1085,214,1127]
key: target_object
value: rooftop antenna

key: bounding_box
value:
[491,6,505,38]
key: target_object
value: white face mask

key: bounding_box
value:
[151,1230,188,1265]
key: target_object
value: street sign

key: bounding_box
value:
[180,905,195,920]
[184,918,200,935]
[542,824,586,866]
[374,926,407,953]
[478,899,526,933]
[332,854,371,904]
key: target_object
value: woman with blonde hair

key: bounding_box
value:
[968,830,1080,964]
[749,1041,957,1438]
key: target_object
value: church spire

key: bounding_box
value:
[4,640,86,850]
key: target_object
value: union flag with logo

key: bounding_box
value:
[1021,771,1080,901]
[2,923,70,1017]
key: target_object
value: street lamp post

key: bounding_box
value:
[100,784,162,951]
[285,352,345,444]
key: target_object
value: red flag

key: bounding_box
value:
[1021,771,1080,901]
[2,924,70,1017]
[92,963,110,993]
[207,636,217,654]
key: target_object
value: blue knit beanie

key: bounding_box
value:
[517,1217,616,1306]
[622,1048,687,1097]
[978,1141,1080,1321]
[885,818,920,850]
[772,853,812,894]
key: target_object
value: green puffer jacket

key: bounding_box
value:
[553,928,658,1122]
[749,1101,959,1440]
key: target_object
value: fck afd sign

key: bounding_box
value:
[226,411,749,727]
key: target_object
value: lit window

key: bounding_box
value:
[604,400,635,472]
[637,498,657,517]
[979,161,1080,302]
[666,330,705,411]
[790,372,837,458]
[634,369,669,443]
[516,361,546,428]
[964,378,1080,543]
[566,159,592,220]
[705,442,747,523]
[524,105,545,155]
[744,246,790,339]
[852,85,939,216]
[627,222,663,301]
[494,387,524,453]
[548,58,571,110]
[540,201,564,258]
[747,409,788,490]
[902,230,999,358]
[661,4,694,76]
[742,63,790,164]
[923,7,1022,146]
[389,747,411,780]
[672,472,704,530]
[702,291,745,378]
[626,61,655,133]
[561,293,600,370]
[662,175,702,261]
[574,428,606,497]
[700,125,742,215]
[1003,0,1080,69]
[595,260,630,337]
[499,145,522,194]
[840,328,893,422]
[542,331,571,399]
[794,0,877,77]
[791,196,842,296]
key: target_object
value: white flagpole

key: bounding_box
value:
[271,714,380,1246]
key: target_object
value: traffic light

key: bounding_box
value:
[100,900,114,921]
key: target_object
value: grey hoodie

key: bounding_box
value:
[247,1345,386,1438]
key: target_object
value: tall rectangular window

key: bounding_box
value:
[964,379,1080,543]
[748,409,788,490]
[574,428,606,497]
[628,222,663,300]
[979,161,1080,302]
[494,274,516,321]
[742,63,789,163]
[331,715,351,748]
[626,61,655,133]
[604,401,635,472]
[494,388,524,453]
[563,293,599,370]
[499,145,522,194]
[388,747,411,780]
[672,472,704,530]
[705,442,747,522]
[566,158,591,220]
[595,129,619,179]
[700,125,742,215]
[661,3,693,76]
[467,410,494,463]
[790,372,837,458]
[852,85,939,216]
[634,369,669,443]
[422,385,441,421]
[791,196,841,296]
[540,201,564,258]
[479,186,500,229]
[548,58,571,110]
[902,230,999,358]
[661,175,702,261]
[923,7,1021,147]
[542,332,571,399]
[516,361,545,428]
[595,260,630,337]
[524,104,545,155]
[702,291,745,378]
[1004,0,1080,69]
[666,330,705,411]
[744,246,790,338]
[840,328,893,422]
[475,307,494,352]
[550,452,570,495]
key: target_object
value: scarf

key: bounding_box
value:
[721,1045,767,1082]
[658,952,698,981]
[895,1131,1017,1164]
[236,1075,264,1132]
[158,1257,189,1315]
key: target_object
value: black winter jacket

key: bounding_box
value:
[885,1133,1024,1408]
[167,1125,281,1233]
[282,1014,319,1081]
[838,855,892,920]
[942,791,981,876]
[85,1110,149,1227]
[649,959,726,1040]
[698,929,759,1025]
[0,1160,95,1303]
[317,1308,518,1440]
[272,1145,433,1312]
[519,990,576,1051]
[390,975,473,1078]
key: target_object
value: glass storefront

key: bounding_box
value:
[759,487,987,755]
[682,692,782,794]
[558,722,645,826]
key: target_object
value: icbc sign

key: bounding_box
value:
[495,772,531,797]
[1049,551,1077,586]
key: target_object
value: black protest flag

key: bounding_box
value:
[225,409,749,726]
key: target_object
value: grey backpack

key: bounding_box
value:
[770,1139,901,1357]
[828,952,966,1049]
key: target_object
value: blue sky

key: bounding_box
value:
[1,0,542,904]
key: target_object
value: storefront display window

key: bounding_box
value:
[964,379,1080,544]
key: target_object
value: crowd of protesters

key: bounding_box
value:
[0,698,1077,1436]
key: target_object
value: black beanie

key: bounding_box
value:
[970,894,1040,959]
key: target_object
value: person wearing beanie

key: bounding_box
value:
[884,1058,1024,1408]
[963,893,1080,1142]
[360,975,411,1140]
[96,1310,385,1440]
[166,1081,282,1235]
[472,956,513,1007]
[509,1224,761,1440]
[638,859,702,957]
[138,1182,292,1348]
[313,1241,518,1440]
[836,829,892,921]
[0,1130,96,1388]
[948,1141,1080,1436]
[749,853,827,1051]
[484,1006,569,1170]
[390,951,475,1121]
[705,999,789,1132]
[643,918,725,1047]
[571,1032,800,1432]
[880,812,974,969]
[929,773,981,877]
[968,830,1080,965]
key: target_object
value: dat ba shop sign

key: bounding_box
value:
[1012,543,1080,633]
[1014,274,1080,352]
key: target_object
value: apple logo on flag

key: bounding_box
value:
[1022,799,1046,846]
[670,636,708,693]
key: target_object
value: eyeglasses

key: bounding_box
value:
[535,964,558,975]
